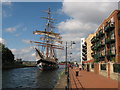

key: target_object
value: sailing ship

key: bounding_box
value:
[30,8,63,70]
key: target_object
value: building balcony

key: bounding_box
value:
[97,41,102,48]
[104,22,115,32]
[82,45,87,49]
[82,48,87,52]
[82,52,87,57]
[95,43,100,48]
[94,46,97,51]
[96,33,100,38]
[99,30,105,37]
[105,38,115,44]
[91,52,94,57]
[82,57,87,60]
[91,37,96,43]
[100,42,105,47]
[107,50,116,57]
[96,30,104,39]
[91,45,95,50]
[99,54,105,58]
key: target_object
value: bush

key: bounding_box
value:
[91,64,94,68]
[113,64,120,73]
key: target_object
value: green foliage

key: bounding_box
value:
[112,57,115,62]
[93,59,99,63]
[0,43,15,64]
[113,64,120,73]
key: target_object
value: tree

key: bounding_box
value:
[0,43,15,64]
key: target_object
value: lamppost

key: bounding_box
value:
[65,41,68,74]
[65,41,76,74]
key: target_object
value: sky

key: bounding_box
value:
[1,0,119,62]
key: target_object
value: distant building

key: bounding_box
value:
[22,61,36,66]
[80,38,85,64]
[16,58,22,62]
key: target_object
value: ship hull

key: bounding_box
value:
[37,59,59,70]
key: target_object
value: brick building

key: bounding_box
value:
[83,10,120,64]
[91,10,120,63]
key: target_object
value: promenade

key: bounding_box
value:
[68,67,119,89]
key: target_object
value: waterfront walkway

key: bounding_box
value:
[68,67,119,89]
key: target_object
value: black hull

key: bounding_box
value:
[37,59,59,70]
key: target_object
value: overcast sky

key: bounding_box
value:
[1,0,119,62]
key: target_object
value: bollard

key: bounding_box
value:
[76,71,79,76]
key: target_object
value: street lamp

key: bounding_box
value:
[65,41,76,74]
[65,41,68,74]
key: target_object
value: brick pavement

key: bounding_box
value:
[69,67,119,89]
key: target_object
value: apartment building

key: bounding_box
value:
[82,34,95,63]
[80,38,85,64]
[86,34,95,61]
[91,10,120,63]
[82,41,87,61]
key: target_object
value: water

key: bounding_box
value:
[2,65,65,89]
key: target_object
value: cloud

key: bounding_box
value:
[22,39,31,44]
[4,25,27,34]
[57,2,118,42]
[61,2,117,24]
[57,19,98,41]
[5,25,21,32]
[0,38,5,44]
[10,46,35,61]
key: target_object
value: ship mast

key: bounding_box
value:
[31,8,63,60]
[46,8,52,58]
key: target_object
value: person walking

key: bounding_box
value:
[79,64,82,71]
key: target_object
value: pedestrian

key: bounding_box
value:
[79,64,82,71]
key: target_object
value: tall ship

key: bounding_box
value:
[30,8,63,70]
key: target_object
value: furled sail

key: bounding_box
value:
[33,30,62,39]
[40,37,62,44]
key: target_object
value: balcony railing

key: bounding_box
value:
[105,38,115,44]
[96,33,99,38]
[99,29,104,37]
[104,22,115,32]
[82,48,87,52]
[82,52,87,57]
[107,50,116,56]
[82,45,87,49]
[98,41,102,48]
[94,45,98,50]
[91,45,94,50]
[91,37,96,43]
[82,57,87,60]
[99,54,105,58]
[91,52,94,57]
